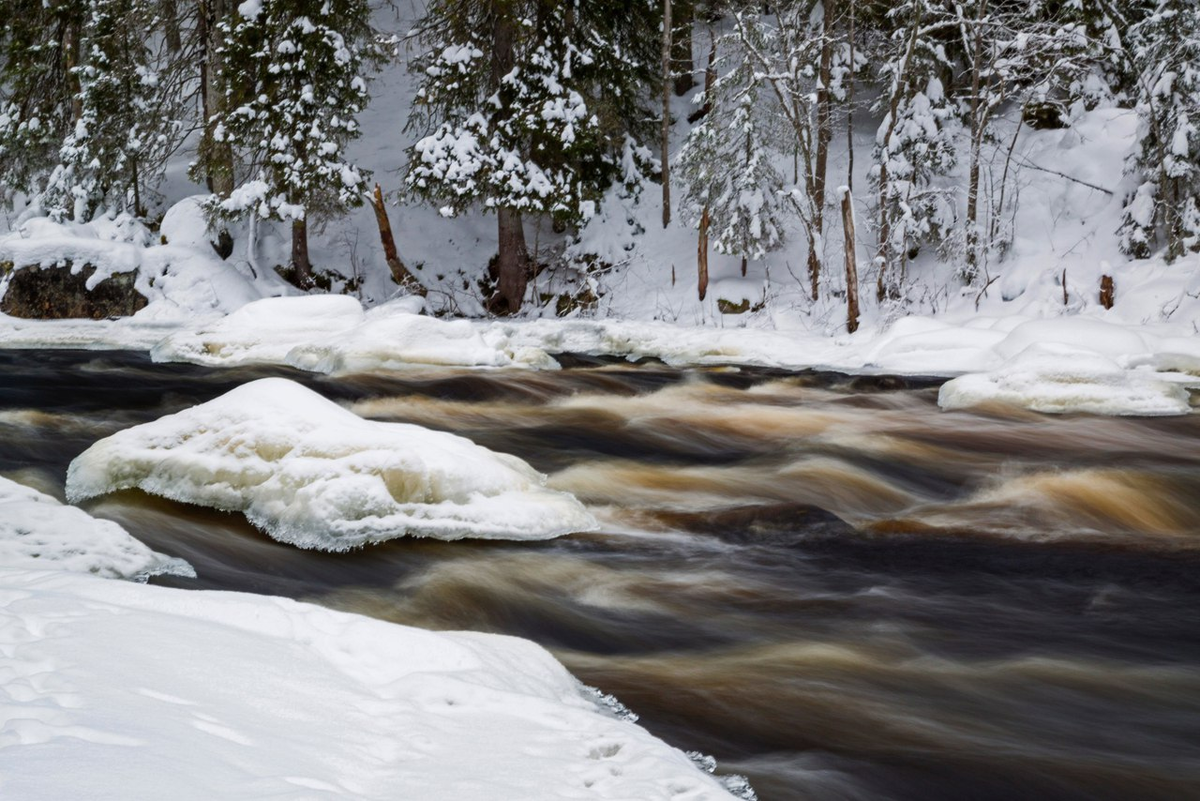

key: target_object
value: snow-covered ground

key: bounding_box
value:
[67,377,597,550]
[0,569,743,800]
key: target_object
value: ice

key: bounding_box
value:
[0,476,193,580]
[0,569,740,800]
[938,344,1193,416]
[65,378,598,550]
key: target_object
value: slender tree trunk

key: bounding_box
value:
[810,0,836,301]
[672,0,695,96]
[841,187,860,333]
[698,205,710,301]
[369,184,423,293]
[964,0,989,282]
[64,18,83,124]
[199,0,234,196]
[495,207,530,314]
[846,0,855,191]
[162,0,182,52]
[688,36,717,124]
[661,0,672,228]
[291,218,313,288]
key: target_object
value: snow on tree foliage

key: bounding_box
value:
[1119,0,1200,261]
[0,0,87,202]
[406,2,649,226]
[676,27,785,273]
[208,0,380,283]
[41,0,183,222]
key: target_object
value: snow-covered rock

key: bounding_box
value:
[66,378,597,550]
[0,476,192,580]
[938,344,1193,416]
[0,569,742,800]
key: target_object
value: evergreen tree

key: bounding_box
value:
[1119,0,1200,260]
[0,0,87,202]
[406,0,653,314]
[41,0,184,221]
[211,0,379,288]
[677,30,785,277]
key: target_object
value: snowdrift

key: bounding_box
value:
[0,569,743,800]
[65,378,597,550]
[0,475,192,579]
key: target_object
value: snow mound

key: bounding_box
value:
[152,294,366,366]
[0,476,193,580]
[287,310,560,372]
[938,344,1192,416]
[65,378,597,550]
[0,569,742,800]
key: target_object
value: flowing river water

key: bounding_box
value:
[2,349,1199,800]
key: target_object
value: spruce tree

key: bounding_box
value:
[406,0,653,314]
[211,0,379,288]
[677,32,785,278]
[1119,0,1200,261]
[41,0,183,221]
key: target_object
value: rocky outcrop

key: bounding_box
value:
[0,261,148,320]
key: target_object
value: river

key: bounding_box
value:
[2,349,1198,800]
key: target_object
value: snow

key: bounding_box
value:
[65,378,598,550]
[0,476,193,580]
[0,569,741,800]
[938,343,1193,416]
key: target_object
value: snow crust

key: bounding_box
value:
[0,569,740,800]
[65,378,597,550]
[0,476,192,580]
[938,344,1192,416]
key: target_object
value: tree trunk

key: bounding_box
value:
[1099,274,1115,309]
[290,218,313,289]
[199,0,234,196]
[687,36,717,124]
[494,207,530,314]
[369,184,423,294]
[698,206,710,301]
[964,0,989,282]
[810,0,836,301]
[661,0,672,228]
[841,188,860,334]
[672,0,695,96]
[162,0,182,52]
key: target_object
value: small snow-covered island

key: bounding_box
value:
[2,1,1199,799]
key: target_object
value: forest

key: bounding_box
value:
[2,0,1195,325]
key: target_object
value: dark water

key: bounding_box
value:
[3,349,1200,800]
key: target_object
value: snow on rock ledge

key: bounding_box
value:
[65,378,598,550]
[938,344,1193,416]
[0,476,193,579]
[0,569,743,800]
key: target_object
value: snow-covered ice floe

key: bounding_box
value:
[0,569,744,800]
[65,378,597,550]
[0,475,193,580]
[938,343,1193,416]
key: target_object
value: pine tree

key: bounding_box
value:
[406,0,653,314]
[210,0,379,288]
[1119,0,1200,261]
[41,0,183,221]
[677,31,785,278]
[0,0,87,202]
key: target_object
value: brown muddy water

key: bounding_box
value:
[2,349,1199,800]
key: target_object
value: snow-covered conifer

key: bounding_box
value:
[1119,0,1200,260]
[211,0,379,288]
[406,0,652,314]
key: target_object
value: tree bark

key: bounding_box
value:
[698,205,710,301]
[672,0,695,96]
[661,0,673,228]
[964,0,989,282]
[369,184,423,294]
[841,188,860,334]
[290,218,313,289]
[494,207,530,314]
[162,0,182,52]
[687,36,717,124]
[199,0,234,197]
[1099,274,1115,309]
[810,0,836,301]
